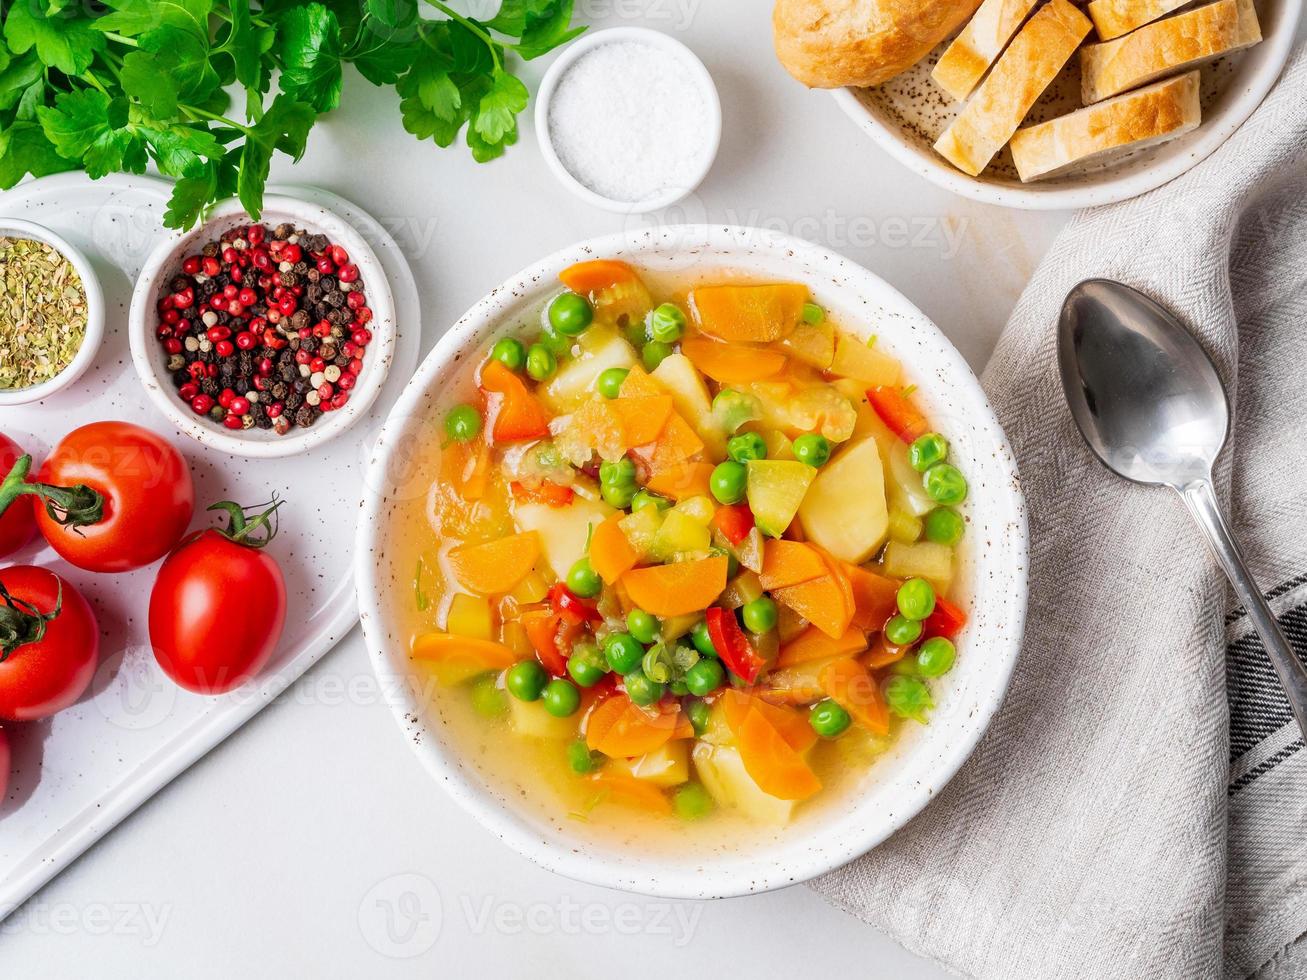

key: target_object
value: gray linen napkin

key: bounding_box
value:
[813,45,1307,980]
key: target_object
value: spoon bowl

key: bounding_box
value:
[1058,280,1229,486]
[1058,279,1307,737]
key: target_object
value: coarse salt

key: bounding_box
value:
[547,40,715,205]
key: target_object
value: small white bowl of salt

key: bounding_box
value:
[535,27,722,213]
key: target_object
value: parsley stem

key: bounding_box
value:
[101,32,139,47]
[423,0,502,70]
[79,72,109,95]
[180,104,253,135]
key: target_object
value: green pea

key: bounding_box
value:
[909,433,949,472]
[566,558,602,598]
[801,302,825,325]
[567,739,603,774]
[727,432,767,464]
[809,698,851,738]
[542,678,581,717]
[623,320,648,347]
[443,404,481,442]
[469,673,508,718]
[690,620,718,658]
[567,644,608,688]
[923,507,966,546]
[604,632,645,674]
[539,325,571,357]
[526,343,556,381]
[623,668,664,706]
[792,433,831,467]
[684,657,725,696]
[601,481,636,509]
[923,463,968,504]
[599,456,637,487]
[673,782,714,820]
[596,367,629,399]
[710,461,747,505]
[649,303,686,343]
[685,698,712,736]
[505,660,547,701]
[916,637,956,677]
[885,614,923,646]
[896,577,936,621]
[630,490,669,513]
[548,291,593,336]
[741,596,778,633]
[641,340,674,372]
[489,337,526,372]
[669,680,690,696]
[626,609,660,645]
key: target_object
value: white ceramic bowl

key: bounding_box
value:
[0,218,105,406]
[832,0,1301,209]
[356,225,1028,898]
[128,196,397,458]
[534,27,722,213]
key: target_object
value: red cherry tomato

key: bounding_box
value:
[0,725,9,801]
[36,422,195,573]
[149,501,287,694]
[0,566,99,722]
[0,434,37,558]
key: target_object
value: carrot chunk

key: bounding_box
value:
[411,633,520,671]
[589,513,639,585]
[736,707,821,800]
[447,532,540,595]
[770,573,854,639]
[586,694,687,757]
[644,461,714,501]
[866,386,929,443]
[776,625,868,668]
[820,658,890,736]
[758,539,827,590]
[559,259,639,296]
[689,283,809,343]
[585,772,672,814]
[620,556,728,617]
[845,563,901,631]
[480,359,550,442]
[681,336,787,384]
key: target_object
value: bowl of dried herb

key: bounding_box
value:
[0,219,104,407]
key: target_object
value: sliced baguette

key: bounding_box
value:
[932,0,1043,101]
[1087,0,1197,41]
[1080,0,1261,104]
[1009,71,1201,180]
[934,0,1092,177]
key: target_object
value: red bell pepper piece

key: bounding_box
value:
[480,359,550,443]
[711,503,754,546]
[866,386,929,443]
[705,606,766,684]
[510,480,575,507]
[549,582,602,625]
[922,596,967,640]
[520,610,569,676]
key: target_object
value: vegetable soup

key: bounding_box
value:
[390,259,971,840]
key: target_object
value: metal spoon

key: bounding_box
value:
[1058,278,1307,737]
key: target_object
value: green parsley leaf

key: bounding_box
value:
[139,123,224,178]
[0,121,78,189]
[0,52,45,113]
[278,3,343,113]
[4,2,105,76]
[473,69,528,145]
[36,90,143,179]
[94,0,215,38]
[236,94,315,218]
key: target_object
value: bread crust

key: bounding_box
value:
[1080,0,1262,103]
[773,0,984,89]
[1087,0,1195,41]
[932,0,1042,101]
[1010,70,1201,180]
[934,0,1092,176]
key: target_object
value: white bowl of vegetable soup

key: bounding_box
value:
[356,226,1028,898]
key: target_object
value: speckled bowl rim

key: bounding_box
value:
[356,225,1029,899]
[533,27,723,214]
[127,195,397,459]
[831,0,1301,210]
[0,217,106,406]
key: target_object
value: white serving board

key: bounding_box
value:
[0,174,420,915]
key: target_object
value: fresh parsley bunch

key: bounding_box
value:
[0,0,583,228]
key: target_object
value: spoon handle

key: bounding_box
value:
[1180,479,1307,738]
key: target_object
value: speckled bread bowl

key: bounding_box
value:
[128,195,397,459]
[831,0,1301,209]
[355,225,1028,899]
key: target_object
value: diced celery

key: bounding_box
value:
[882,540,953,591]
[745,460,816,538]
[887,509,923,544]
[779,319,835,369]
[674,494,716,524]
[619,506,664,558]
[652,509,712,559]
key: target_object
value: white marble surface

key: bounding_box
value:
[1,3,1085,976]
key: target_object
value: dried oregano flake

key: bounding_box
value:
[0,237,88,390]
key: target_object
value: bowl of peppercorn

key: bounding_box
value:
[128,195,397,458]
